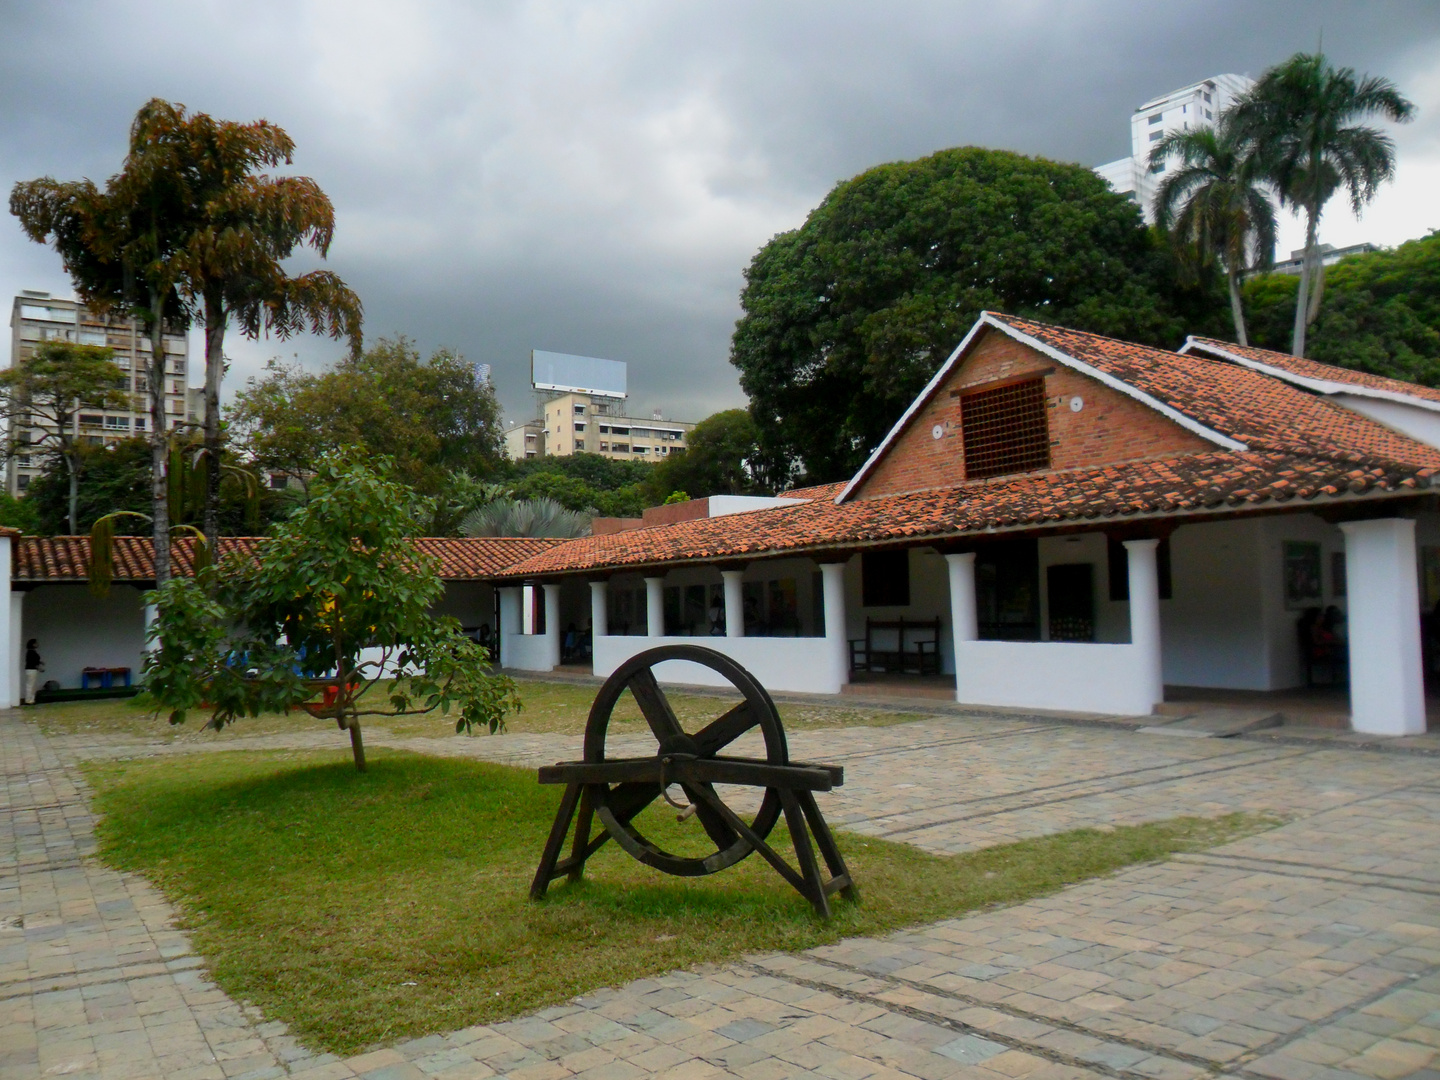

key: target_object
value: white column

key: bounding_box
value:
[10,592,23,708]
[1124,539,1165,713]
[645,576,665,638]
[820,562,849,688]
[498,586,522,667]
[0,535,12,708]
[945,553,977,703]
[721,570,745,639]
[1341,518,1425,735]
[542,583,562,669]
[589,581,608,639]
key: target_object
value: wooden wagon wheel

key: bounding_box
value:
[531,645,856,915]
[583,644,788,876]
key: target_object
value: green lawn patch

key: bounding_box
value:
[85,749,1278,1056]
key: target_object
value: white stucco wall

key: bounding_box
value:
[593,634,846,695]
[955,640,1156,715]
[22,584,148,689]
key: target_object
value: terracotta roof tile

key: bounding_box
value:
[988,314,1440,468]
[497,450,1437,579]
[14,536,562,584]
[1183,335,1440,406]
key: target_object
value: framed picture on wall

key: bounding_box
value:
[1283,541,1323,609]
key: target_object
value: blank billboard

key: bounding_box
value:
[532,350,627,398]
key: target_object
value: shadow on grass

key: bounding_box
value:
[84,748,1281,1056]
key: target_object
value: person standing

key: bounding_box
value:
[22,640,42,706]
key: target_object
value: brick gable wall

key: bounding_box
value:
[853,330,1212,500]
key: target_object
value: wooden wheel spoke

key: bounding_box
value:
[679,782,740,849]
[627,667,684,743]
[607,781,661,823]
[692,702,758,758]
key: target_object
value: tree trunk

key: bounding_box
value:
[202,293,225,552]
[1306,244,1326,327]
[1290,208,1319,358]
[348,717,367,772]
[66,450,79,535]
[148,302,170,586]
[1227,266,1249,347]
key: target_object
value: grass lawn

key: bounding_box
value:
[85,748,1279,1056]
[35,677,924,742]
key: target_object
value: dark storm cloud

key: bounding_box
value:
[2,1,1437,425]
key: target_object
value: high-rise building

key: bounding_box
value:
[502,350,694,462]
[7,290,190,495]
[1094,74,1254,223]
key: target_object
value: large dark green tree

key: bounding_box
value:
[1150,118,1277,346]
[1244,230,1440,386]
[730,146,1225,483]
[1230,53,1414,357]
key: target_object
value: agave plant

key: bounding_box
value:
[460,497,591,539]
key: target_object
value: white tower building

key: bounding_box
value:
[1095,74,1254,224]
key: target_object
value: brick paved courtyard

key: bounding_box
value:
[5,707,1440,1079]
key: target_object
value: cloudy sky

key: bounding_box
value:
[2,1,1437,428]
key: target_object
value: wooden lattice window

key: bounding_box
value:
[960,378,1050,479]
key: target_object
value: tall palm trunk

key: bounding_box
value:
[147,297,170,586]
[202,292,225,552]
[1291,207,1319,357]
[66,452,80,535]
[1226,265,1249,347]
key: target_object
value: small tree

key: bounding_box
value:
[0,342,130,533]
[143,455,521,771]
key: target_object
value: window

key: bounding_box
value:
[574,421,586,431]
[103,416,129,430]
[79,413,104,427]
[613,443,629,452]
[1203,92,1212,103]
[632,445,646,453]
[270,474,288,490]
[1149,162,1165,174]
[573,404,586,414]
[575,440,585,451]
[1148,130,1163,142]
[133,417,146,431]
[599,442,609,452]
[599,425,610,434]
[960,378,1050,479]
[611,426,630,435]
[16,475,29,490]
[1205,109,1213,120]
[1148,113,1162,124]
[861,550,910,607]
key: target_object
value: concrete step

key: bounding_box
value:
[1139,709,1284,738]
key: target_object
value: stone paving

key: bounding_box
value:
[6,705,1440,1078]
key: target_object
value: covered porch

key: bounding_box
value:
[500,508,1434,736]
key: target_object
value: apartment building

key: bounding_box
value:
[503,350,694,462]
[1094,74,1254,223]
[7,291,190,494]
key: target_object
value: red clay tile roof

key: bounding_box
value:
[1181,336,1440,407]
[497,450,1436,579]
[989,314,1440,468]
[14,536,562,584]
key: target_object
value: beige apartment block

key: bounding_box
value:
[7,290,190,495]
[508,391,693,462]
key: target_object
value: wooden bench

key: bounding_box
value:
[849,618,942,675]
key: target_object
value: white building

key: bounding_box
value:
[7,291,190,495]
[1094,74,1254,223]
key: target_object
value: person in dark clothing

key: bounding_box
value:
[23,640,42,705]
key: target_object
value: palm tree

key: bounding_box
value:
[461,497,591,538]
[1150,118,1277,345]
[1230,53,1414,356]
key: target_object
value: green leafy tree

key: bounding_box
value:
[643,409,764,503]
[1230,52,1415,356]
[0,342,130,533]
[1243,231,1440,385]
[730,146,1226,483]
[230,338,503,495]
[502,453,652,517]
[144,456,521,772]
[0,493,40,534]
[1150,118,1278,345]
